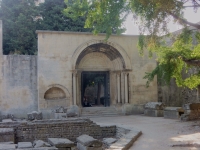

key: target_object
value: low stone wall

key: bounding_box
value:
[0,128,14,143]
[0,118,116,143]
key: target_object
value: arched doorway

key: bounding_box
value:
[71,41,131,107]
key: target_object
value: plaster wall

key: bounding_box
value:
[0,55,38,118]
[37,31,158,114]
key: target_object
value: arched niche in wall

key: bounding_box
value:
[43,85,70,109]
[44,87,66,100]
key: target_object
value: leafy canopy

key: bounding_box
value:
[64,0,200,89]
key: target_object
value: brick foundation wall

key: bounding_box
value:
[0,118,116,143]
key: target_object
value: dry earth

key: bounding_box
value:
[91,115,200,150]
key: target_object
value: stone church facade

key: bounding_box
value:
[0,21,158,118]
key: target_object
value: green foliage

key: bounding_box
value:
[0,0,38,54]
[144,29,200,89]
[64,0,129,38]
[0,0,89,55]
[37,0,89,32]
[64,0,200,89]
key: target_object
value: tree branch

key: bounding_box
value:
[168,12,200,29]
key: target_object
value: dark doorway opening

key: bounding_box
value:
[81,71,110,107]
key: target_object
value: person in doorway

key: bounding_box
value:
[83,96,92,107]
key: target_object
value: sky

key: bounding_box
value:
[124,7,200,35]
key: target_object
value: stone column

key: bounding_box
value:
[117,73,121,103]
[124,73,129,103]
[73,71,77,105]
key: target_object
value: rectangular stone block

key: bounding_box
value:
[164,107,183,119]
[144,109,163,117]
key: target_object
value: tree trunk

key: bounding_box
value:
[97,82,102,105]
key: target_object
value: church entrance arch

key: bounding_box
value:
[71,40,131,107]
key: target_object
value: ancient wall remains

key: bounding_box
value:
[0,119,116,143]
[0,55,38,118]
[159,79,199,107]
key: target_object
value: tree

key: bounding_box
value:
[0,0,39,55]
[0,0,90,55]
[36,0,90,32]
[64,0,200,89]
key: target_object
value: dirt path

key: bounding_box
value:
[90,115,200,150]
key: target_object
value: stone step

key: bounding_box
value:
[81,106,123,117]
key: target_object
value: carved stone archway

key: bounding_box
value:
[71,41,131,106]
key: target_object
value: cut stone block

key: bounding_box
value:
[0,143,16,150]
[18,142,33,149]
[144,109,163,117]
[0,128,14,143]
[76,134,102,150]
[48,138,75,149]
[164,107,184,119]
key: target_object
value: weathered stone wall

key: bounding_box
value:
[159,80,199,107]
[0,55,38,118]
[0,118,116,143]
[37,31,158,116]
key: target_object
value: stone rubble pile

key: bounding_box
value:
[181,103,200,121]
[27,111,43,121]
[53,106,67,119]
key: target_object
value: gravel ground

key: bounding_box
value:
[90,115,200,150]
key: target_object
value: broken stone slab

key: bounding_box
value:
[33,140,51,148]
[76,134,102,147]
[144,102,165,110]
[0,128,15,143]
[27,111,43,121]
[48,138,75,148]
[0,143,16,150]
[67,105,80,117]
[103,138,117,145]
[108,130,142,150]
[164,107,184,119]
[17,147,58,150]
[17,142,33,149]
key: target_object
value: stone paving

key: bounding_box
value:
[90,115,200,150]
